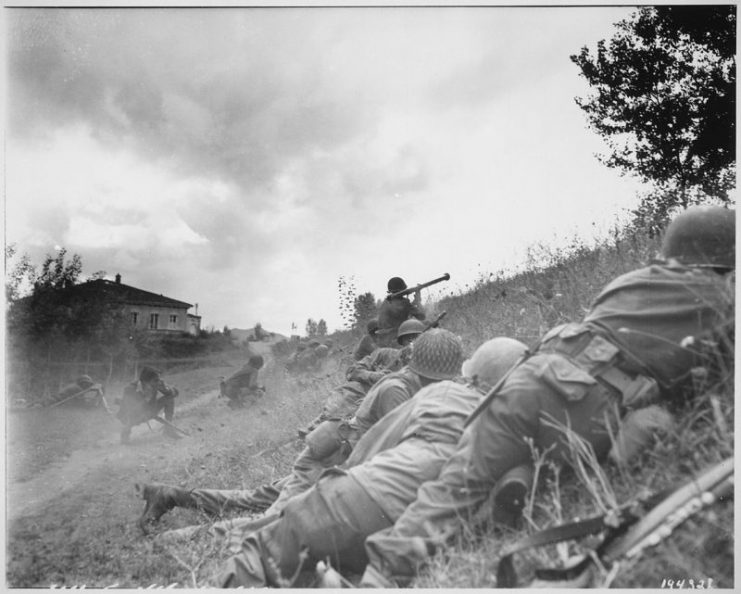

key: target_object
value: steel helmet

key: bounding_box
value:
[661,205,735,269]
[408,328,463,381]
[387,277,407,293]
[139,366,161,383]
[397,319,426,344]
[461,337,527,391]
[366,318,380,335]
[315,344,330,357]
[249,354,264,369]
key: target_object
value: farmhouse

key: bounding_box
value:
[66,273,202,335]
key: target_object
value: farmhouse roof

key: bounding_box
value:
[66,278,192,309]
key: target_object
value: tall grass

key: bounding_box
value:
[414,225,734,588]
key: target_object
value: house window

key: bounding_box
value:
[149,313,159,329]
[169,314,178,328]
[131,312,139,326]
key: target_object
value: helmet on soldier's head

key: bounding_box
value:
[662,205,735,269]
[387,277,407,293]
[462,337,527,392]
[397,319,426,345]
[366,319,380,335]
[249,355,264,369]
[139,366,160,383]
[315,344,330,358]
[408,328,463,381]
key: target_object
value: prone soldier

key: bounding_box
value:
[360,205,736,587]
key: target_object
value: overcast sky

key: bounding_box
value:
[5,6,650,336]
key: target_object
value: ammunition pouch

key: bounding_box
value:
[539,323,660,409]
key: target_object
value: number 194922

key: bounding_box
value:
[661,578,714,589]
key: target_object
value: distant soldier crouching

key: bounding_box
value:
[117,367,180,444]
[220,355,265,408]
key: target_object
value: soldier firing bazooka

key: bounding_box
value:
[213,333,533,587]
[375,275,439,347]
[360,205,736,588]
[219,354,265,409]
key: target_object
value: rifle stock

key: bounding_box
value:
[387,273,450,300]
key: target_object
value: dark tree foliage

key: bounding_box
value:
[353,292,377,331]
[571,5,736,223]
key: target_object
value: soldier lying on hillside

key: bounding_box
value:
[46,375,109,411]
[298,319,427,437]
[135,326,444,532]
[360,205,736,587]
[116,366,181,444]
[213,335,530,587]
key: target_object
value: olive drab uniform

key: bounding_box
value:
[217,379,484,588]
[301,347,408,433]
[135,349,414,525]
[117,378,179,444]
[375,296,426,348]
[361,262,735,587]
[220,360,263,407]
[263,366,423,515]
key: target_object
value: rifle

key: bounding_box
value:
[49,384,104,409]
[464,349,531,428]
[424,311,447,330]
[149,415,190,437]
[496,457,734,588]
[387,273,450,300]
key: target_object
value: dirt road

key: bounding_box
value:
[5,342,335,587]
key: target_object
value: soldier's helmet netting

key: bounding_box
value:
[461,337,528,391]
[397,319,427,344]
[662,205,735,269]
[408,328,463,380]
[387,277,407,293]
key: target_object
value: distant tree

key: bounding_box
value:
[317,319,328,337]
[87,270,108,281]
[571,5,736,226]
[223,325,232,337]
[35,248,83,290]
[305,318,319,338]
[5,244,36,304]
[353,292,377,330]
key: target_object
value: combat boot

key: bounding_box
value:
[136,483,192,534]
[492,464,534,528]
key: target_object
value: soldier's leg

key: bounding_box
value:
[219,471,391,587]
[265,442,349,515]
[137,478,290,531]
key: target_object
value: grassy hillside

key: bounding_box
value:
[7,224,731,588]
[306,224,733,587]
[405,227,734,588]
